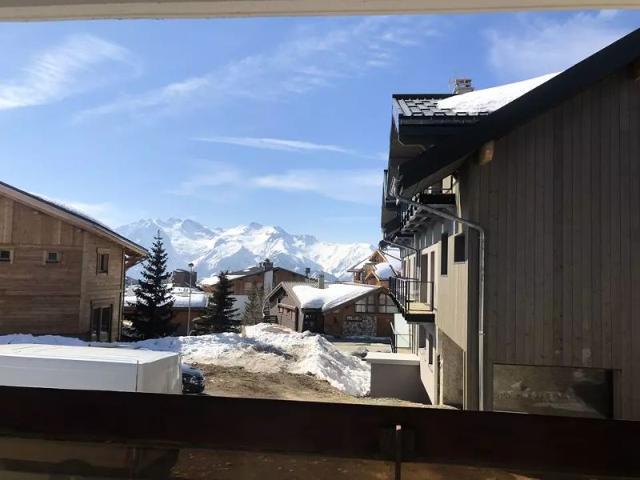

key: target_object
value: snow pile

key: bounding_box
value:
[437,72,559,114]
[292,283,379,311]
[0,324,371,396]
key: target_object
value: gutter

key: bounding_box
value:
[390,178,486,411]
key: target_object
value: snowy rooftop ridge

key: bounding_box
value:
[124,286,209,309]
[291,283,380,311]
[436,72,559,114]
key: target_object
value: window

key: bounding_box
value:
[440,232,449,275]
[355,298,366,313]
[428,334,434,365]
[377,293,397,314]
[0,249,12,263]
[97,253,109,273]
[454,233,466,263]
[45,251,61,264]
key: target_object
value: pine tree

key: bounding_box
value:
[242,284,265,326]
[128,231,175,340]
[193,271,240,334]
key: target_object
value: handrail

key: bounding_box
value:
[389,276,434,313]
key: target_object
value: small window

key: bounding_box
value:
[440,232,449,275]
[454,233,466,263]
[97,253,109,273]
[46,251,61,264]
[428,334,434,365]
[0,249,12,263]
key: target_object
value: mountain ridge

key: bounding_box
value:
[116,218,375,281]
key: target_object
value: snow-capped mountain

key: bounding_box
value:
[117,218,374,281]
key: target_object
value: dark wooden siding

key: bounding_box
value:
[463,69,640,419]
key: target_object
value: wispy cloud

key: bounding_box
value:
[77,16,438,121]
[485,10,631,80]
[168,161,242,196]
[253,169,380,205]
[0,34,136,111]
[194,136,357,155]
[171,162,382,205]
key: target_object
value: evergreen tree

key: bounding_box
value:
[128,231,175,340]
[242,284,265,325]
[193,271,240,334]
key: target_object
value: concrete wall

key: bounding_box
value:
[367,353,429,403]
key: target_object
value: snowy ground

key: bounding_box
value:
[0,324,371,397]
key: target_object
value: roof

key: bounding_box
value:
[393,93,490,126]
[198,264,306,287]
[347,248,401,279]
[0,344,177,364]
[0,180,147,257]
[270,281,381,312]
[396,27,640,197]
[124,286,208,309]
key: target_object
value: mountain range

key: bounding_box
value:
[116,218,375,281]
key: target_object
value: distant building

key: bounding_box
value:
[171,268,197,288]
[347,248,401,287]
[199,259,311,317]
[0,180,147,341]
[265,280,396,337]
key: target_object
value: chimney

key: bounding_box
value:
[262,258,273,271]
[304,267,311,279]
[318,273,325,289]
[453,78,473,95]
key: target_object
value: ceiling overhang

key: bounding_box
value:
[0,0,627,21]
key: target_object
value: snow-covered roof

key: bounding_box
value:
[290,283,380,312]
[198,274,244,286]
[436,72,559,114]
[124,286,208,309]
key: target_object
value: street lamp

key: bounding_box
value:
[187,262,194,336]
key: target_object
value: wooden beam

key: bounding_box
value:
[0,0,633,21]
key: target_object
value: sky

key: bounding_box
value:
[1,9,639,244]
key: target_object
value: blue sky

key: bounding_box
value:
[1,10,639,244]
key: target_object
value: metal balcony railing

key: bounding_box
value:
[388,277,434,314]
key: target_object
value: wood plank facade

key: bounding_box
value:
[0,184,146,341]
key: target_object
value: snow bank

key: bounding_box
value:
[437,72,559,114]
[292,283,379,311]
[0,324,371,396]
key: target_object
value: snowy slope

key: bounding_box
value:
[117,218,374,280]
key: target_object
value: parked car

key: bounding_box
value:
[181,363,205,394]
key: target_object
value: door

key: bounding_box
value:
[91,305,113,342]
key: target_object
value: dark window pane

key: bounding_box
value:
[454,233,466,263]
[440,232,448,275]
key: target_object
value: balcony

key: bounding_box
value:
[388,277,435,323]
[381,173,456,244]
